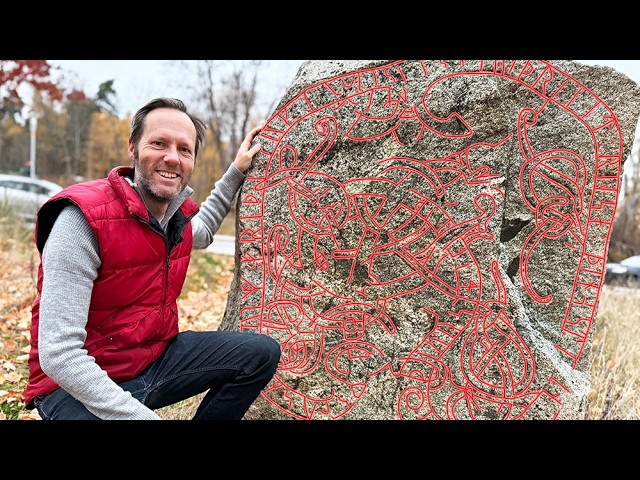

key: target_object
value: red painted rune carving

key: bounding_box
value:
[237,60,622,419]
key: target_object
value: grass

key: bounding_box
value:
[1,207,639,420]
[0,210,40,420]
[587,284,640,419]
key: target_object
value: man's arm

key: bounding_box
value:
[39,205,161,420]
[191,164,245,248]
[191,125,263,248]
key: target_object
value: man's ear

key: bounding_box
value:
[127,142,136,160]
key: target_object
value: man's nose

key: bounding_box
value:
[164,146,181,164]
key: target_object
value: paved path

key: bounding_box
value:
[206,234,235,256]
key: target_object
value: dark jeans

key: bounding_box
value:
[34,330,281,420]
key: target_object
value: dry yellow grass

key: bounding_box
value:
[588,284,640,419]
[1,211,638,420]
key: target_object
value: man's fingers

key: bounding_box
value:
[249,143,262,156]
[246,125,263,144]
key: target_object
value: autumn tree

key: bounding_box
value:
[86,111,130,180]
[29,80,120,184]
[0,60,65,119]
[168,60,262,204]
[0,115,29,174]
[29,92,76,184]
[608,121,640,260]
[0,60,66,174]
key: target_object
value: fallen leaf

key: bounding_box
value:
[5,371,21,382]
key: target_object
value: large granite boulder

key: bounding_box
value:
[220,60,640,420]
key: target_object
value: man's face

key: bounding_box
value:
[129,107,196,205]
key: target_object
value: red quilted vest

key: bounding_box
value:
[24,166,199,407]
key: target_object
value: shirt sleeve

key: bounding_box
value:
[38,204,162,420]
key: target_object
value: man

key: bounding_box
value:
[24,97,281,420]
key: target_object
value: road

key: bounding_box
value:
[206,235,235,256]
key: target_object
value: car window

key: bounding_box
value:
[0,178,58,195]
[1,180,18,189]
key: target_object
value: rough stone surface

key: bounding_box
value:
[220,60,640,420]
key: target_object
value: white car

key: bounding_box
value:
[0,173,63,223]
[605,255,640,284]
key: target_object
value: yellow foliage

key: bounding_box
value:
[86,111,130,179]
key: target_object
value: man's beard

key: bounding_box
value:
[134,155,185,203]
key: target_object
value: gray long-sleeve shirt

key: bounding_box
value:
[37,164,245,420]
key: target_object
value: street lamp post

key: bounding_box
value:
[29,116,37,179]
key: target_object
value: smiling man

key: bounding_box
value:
[23,97,281,420]
[129,104,198,221]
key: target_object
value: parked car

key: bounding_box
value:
[0,173,63,223]
[604,255,640,285]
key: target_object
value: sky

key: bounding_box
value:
[47,60,640,119]
[578,59,640,83]
[48,60,306,119]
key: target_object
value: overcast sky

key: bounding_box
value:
[48,60,640,119]
[48,60,305,119]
